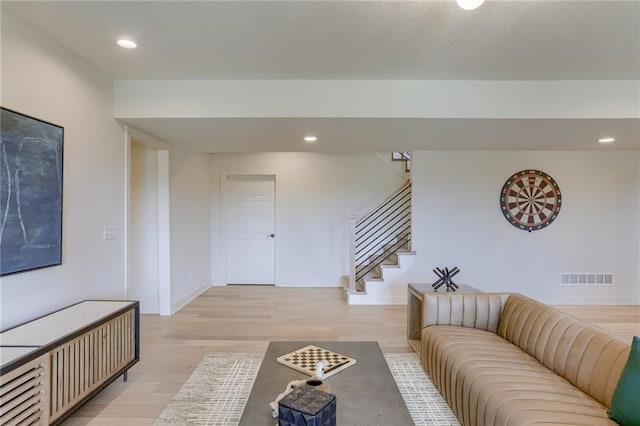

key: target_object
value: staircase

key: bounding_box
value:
[391,151,411,172]
[373,151,411,179]
[343,153,415,304]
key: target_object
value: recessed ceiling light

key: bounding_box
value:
[304,135,318,143]
[117,39,137,49]
[456,0,485,10]
[597,137,616,144]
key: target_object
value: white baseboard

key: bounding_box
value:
[207,282,341,288]
[172,282,211,314]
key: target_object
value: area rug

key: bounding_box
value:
[155,352,459,426]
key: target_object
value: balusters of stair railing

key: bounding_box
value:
[348,215,357,294]
[349,182,412,291]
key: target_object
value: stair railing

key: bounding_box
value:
[392,152,412,171]
[347,214,357,294]
[347,181,412,293]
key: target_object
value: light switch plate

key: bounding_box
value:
[103,226,118,240]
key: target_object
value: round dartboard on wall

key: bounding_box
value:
[499,169,562,232]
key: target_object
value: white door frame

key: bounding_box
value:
[222,174,276,285]
[124,126,172,315]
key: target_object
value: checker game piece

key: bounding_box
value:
[277,345,356,379]
[279,386,336,426]
[500,169,562,232]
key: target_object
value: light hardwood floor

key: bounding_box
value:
[64,286,639,425]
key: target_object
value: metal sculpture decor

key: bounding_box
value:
[432,267,460,291]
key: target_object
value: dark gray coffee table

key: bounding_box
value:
[239,341,414,425]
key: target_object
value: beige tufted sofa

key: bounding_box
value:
[420,292,631,426]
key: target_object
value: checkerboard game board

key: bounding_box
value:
[276,345,356,379]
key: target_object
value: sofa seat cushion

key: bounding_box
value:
[422,325,617,426]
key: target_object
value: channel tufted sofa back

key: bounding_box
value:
[497,293,630,408]
[421,293,510,333]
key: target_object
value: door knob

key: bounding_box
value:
[267,233,275,238]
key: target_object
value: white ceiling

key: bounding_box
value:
[3,0,640,151]
[5,0,640,80]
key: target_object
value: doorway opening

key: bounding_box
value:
[126,129,171,314]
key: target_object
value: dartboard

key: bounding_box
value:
[500,169,562,232]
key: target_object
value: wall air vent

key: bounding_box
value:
[560,273,614,286]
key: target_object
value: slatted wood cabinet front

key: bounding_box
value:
[0,354,50,426]
[0,301,139,425]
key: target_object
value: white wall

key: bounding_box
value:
[128,142,159,313]
[0,13,126,329]
[411,151,640,304]
[210,152,407,286]
[170,151,212,312]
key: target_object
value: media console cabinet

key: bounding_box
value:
[0,300,140,425]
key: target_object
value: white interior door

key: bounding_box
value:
[225,175,276,285]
